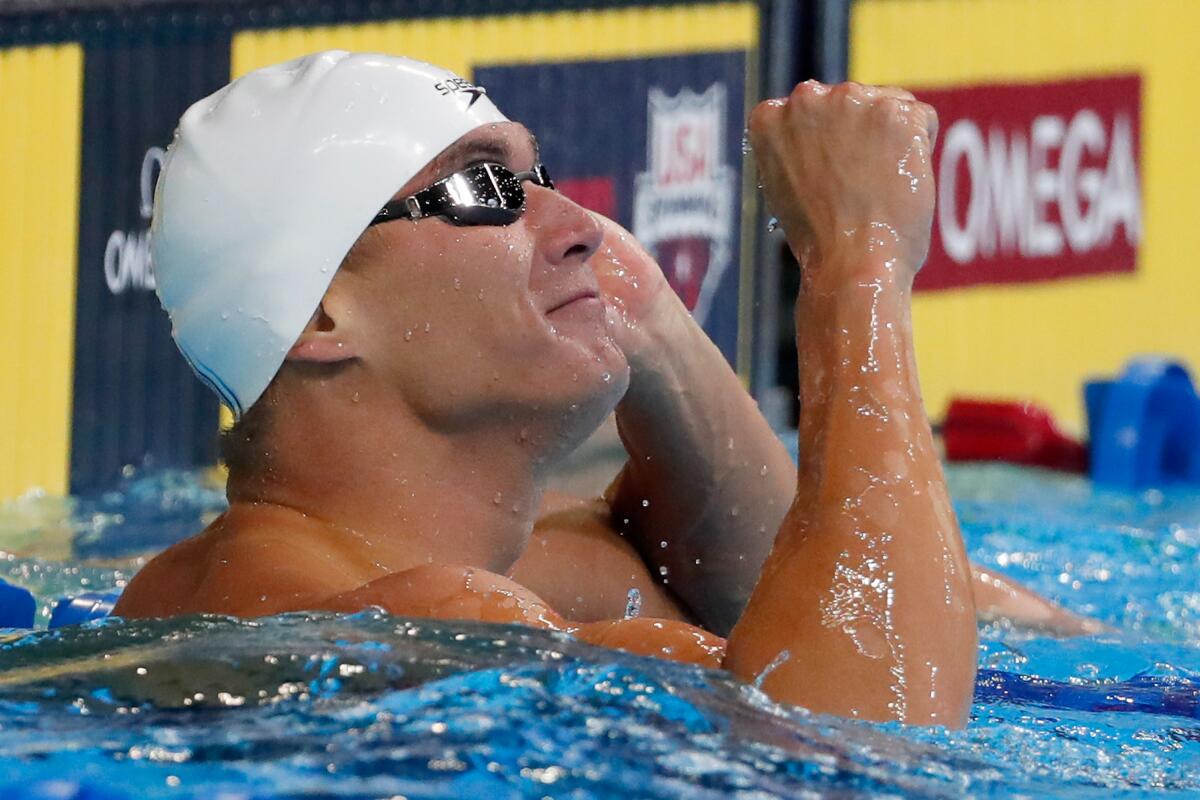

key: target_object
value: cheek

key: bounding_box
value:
[418,232,544,360]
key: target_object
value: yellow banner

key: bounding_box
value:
[852,0,1200,432]
[232,3,759,77]
[0,43,83,499]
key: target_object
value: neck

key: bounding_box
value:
[227,391,554,577]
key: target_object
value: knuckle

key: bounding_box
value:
[790,79,828,101]
[872,94,906,117]
[748,99,783,133]
[829,81,856,99]
[881,85,917,102]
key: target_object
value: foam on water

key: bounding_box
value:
[0,462,1197,797]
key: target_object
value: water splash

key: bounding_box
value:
[754,648,792,690]
[623,588,642,619]
[3,463,1200,795]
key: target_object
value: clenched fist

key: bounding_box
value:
[589,213,686,377]
[747,80,939,281]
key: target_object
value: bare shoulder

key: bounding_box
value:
[509,491,698,624]
[317,563,568,629]
[316,562,727,669]
[114,512,358,619]
[112,528,212,618]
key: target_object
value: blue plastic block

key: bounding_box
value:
[1085,357,1200,489]
[0,578,36,628]
[48,589,122,629]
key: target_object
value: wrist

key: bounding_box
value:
[616,294,707,415]
[802,227,918,296]
[619,286,691,377]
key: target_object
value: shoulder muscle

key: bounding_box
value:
[511,491,697,624]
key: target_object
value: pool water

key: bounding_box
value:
[0,462,1197,798]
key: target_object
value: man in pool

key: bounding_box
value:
[116,51,1099,727]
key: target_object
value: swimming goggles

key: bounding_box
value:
[369,162,555,227]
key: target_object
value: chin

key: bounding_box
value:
[532,345,628,460]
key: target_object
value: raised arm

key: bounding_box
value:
[719,81,977,726]
[593,123,1095,644]
[591,230,795,635]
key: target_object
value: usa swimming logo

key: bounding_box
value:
[632,83,735,324]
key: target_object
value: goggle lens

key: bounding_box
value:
[370,162,555,228]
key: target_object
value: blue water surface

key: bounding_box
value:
[0,462,1198,798]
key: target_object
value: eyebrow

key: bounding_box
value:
[390,129,540,201]
[435,131,539,176]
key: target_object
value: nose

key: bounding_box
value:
[526,187,604,266]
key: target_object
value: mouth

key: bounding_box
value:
[545,288,602,315]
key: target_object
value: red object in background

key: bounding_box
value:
[555,177,616,219]
[943,398,1088,472]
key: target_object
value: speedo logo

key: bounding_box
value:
[434,77,488,109]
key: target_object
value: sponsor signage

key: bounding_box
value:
[477,51,748,367]
[71,36,229,491]
[915,74,1142,291]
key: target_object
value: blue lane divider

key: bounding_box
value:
[48,590,123,629]
[1085,357,1200,489]
[0,578,36,628]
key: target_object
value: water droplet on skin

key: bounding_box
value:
[767,217,779,232]
[351,392,360,403]
[602,372,612,383]
[492,492,502,505]
[477,289,485,300]
[624,588,642,619]
[760,465,769,476]
[453,277,462,290]
[731,506,740,517]
[641,499,650,508]
[404,329,414,341]
[754,649,791,689]
[658,565,669,577]
[424,322,432,333]
[659,540,668,548]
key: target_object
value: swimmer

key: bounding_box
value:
[115,52,1101,727]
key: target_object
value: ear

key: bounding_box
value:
[287,298,359,363]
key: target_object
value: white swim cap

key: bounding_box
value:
[151,50,508,416]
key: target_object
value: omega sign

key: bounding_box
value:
[104,146,163,295]
[915,75,1142,291]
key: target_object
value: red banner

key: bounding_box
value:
[914,74,1142,291]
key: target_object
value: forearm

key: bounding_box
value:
[609,295,795,635]
[973,565,1107,636]
[723,245,977,726]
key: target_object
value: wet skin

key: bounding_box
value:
[117,92,1101,727]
